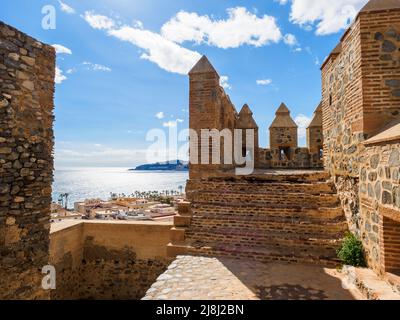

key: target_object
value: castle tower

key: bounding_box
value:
[236,104,259,166]
[307,102,323,154]
[188,55,237,179]
[269,103,298,155]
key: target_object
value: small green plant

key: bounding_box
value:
[337,233,366,267]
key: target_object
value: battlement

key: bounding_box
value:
[188,56,324,179]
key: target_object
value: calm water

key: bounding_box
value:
[52,167,188,208]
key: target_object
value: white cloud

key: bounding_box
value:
[256,79,272,86]
[161,7,282,49]
[289,0,368,35]
[220,76,231,90]
[108,25,201,75]
[283,33,298,46]
[275,0,289,4]
[83,11,116,30]
[52,44,72,55]
[155,112,165,119]
[294,47,302,52]
[294,114,311,139]
[59,1,75,14]
[55,66,67,84]
[66,67,76,74]
[163,119,184,127]
[83,62,112,72]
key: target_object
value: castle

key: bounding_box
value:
[169,0,400,288]
[1,0,400,300]
[188,55,324,180]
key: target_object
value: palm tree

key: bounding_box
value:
[64,193,69,209]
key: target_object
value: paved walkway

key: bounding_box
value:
[142,255,364,300]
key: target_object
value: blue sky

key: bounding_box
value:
[1,0,369,167]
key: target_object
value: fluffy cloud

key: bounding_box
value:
[109,25,201,75]
[155,112,165,119]
[289,0,368,35]
[275,0,289,4]
[256,79,272,86]
[163,119,184,127]
[294,114,311,139]
[83,11,201,75]
[220,76,231,90]
[283,33,297,46]
[59,0,75,14]
[83,61,112,72]
[161,7,282,49]
[55,66,67,84]
[52,44,72,55]
[83,11,116,30]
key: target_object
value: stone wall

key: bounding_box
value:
[321,6,400,276]
[0,22,55,299]
[359,140,400,273]
[49,221,172,300]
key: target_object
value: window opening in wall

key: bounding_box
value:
[279,147,290,161]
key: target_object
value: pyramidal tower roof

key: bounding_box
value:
[360,0,400,13]
[237,104,258,129]
[239,104,252,115]
[270,103,298,128]
[276,103,290,114]
[308,102,323,128]
[189,55,219,76]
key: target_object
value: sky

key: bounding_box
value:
[1,0,370,167]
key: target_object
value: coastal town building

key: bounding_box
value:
[1,0,400,300]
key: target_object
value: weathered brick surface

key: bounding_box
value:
[321,6,400,278]
[49,222,172,300]
[169,172,348,267]
[0,22,55,299]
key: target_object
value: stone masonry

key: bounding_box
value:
[321,0,400,280]
[0,21,55,299]
[168,171,348,267]
[188,56,324,180]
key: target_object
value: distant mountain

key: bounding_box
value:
[130,160,189,171]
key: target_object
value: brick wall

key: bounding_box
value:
[0,22,55,299]
[321,8,400,275]
[49,221,172,300]
[359,10,400,135]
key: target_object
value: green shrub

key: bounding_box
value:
[337,233,366,267]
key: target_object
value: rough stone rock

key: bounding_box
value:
[22,80,34,90]
[368,172,378,182]
[0,98,9,108]
[385,29,398,38]
[382,40,396,52]
[0,147,12,154]
[368,184,374,197]
[375,32,384,41]
[386,79,400,87]
[392,89,400,97]
[370,154,380,169]
[393,168,399,182]
[383,181,392,191]
[374,182,382,201]
[380,54,393,61]
[382,191,392,205]
[389,150,400,167]
[20,56,35,66]
[394,187,400,208]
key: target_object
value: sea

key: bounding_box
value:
[52,167,188,209]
